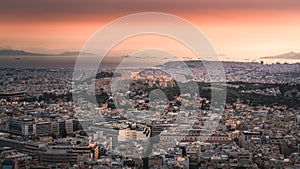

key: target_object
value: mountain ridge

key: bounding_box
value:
[0,49,95,56]
[261,52,300,60]
[0,49,48,56]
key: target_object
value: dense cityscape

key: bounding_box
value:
[2,0,300,168]
[0,60,299,168]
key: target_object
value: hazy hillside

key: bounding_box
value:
[261,52,300,60]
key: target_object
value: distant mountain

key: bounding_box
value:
[0,49,96,56]
[261,52,300,60]
[57,51,96,56]
[0,49,48,56]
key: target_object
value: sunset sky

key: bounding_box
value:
[1,0,300,61]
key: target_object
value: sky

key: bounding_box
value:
[1,0,300,62]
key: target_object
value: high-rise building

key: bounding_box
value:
[51,121,59,136]
[58,120,67,137]
[34,121,51,137]
[51,120,67,137]
[8,118,34,137]
[65,119,73,134]
[41,141,99,165]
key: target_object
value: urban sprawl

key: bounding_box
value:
[0,61,300,169]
